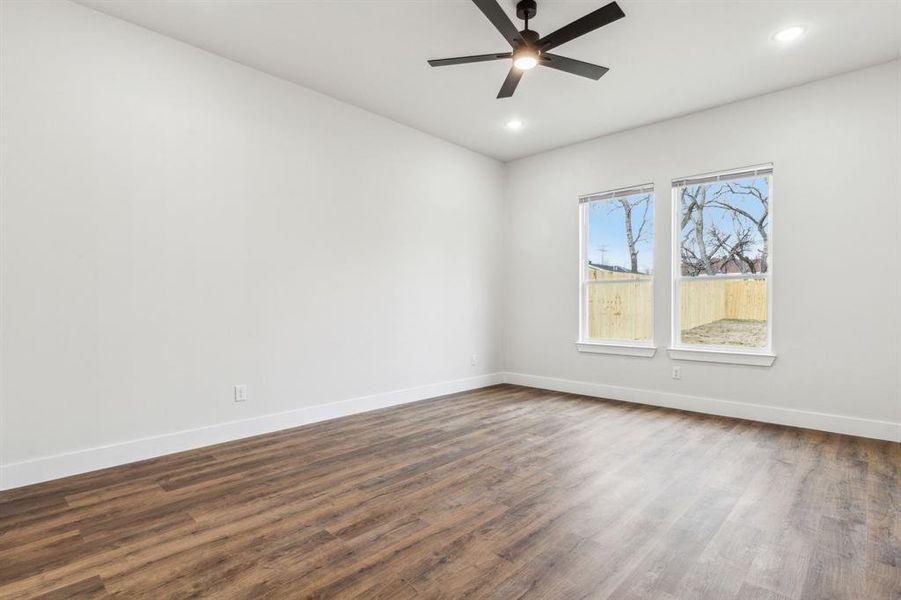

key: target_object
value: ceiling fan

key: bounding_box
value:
[428,0,625,98]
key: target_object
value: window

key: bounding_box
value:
[671,165,773,364]
[578,184,655,355]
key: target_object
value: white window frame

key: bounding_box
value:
[577,183,656,357]
[669,164,776,366]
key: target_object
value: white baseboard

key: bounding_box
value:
[4,371,896,491]
[0,373,504,491]
[502,372,901,443]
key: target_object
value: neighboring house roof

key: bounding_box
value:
[681,257,767,275]
[588,262,630,273]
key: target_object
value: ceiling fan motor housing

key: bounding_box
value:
[519,29,540,46]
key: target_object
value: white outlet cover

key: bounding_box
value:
[234,384,248,402]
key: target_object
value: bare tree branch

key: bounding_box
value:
[711,180,769,272]
[608,194,653,274]
[679,179,770,277]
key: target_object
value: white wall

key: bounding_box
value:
[504,61,901,436]
[0,0,505,484]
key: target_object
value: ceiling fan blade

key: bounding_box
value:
[428,52,512,67]
[472,0,525,47]
[537,1,625,51]
[497,66,523,98]
[540,53,609,80]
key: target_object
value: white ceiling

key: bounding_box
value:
[77,0,901,161]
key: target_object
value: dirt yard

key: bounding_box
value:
[681,318,767,347]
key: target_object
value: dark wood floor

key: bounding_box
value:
[1,385,898,599]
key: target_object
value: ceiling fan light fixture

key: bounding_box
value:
[506,118,524,130]
[513,48,539,71]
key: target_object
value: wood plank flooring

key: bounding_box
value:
[1,384,898,599]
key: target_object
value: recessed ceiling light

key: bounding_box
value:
[774,25,806,43]
[506,119,524,130]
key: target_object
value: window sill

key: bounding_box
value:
[576,342,657,357]
[667,347,776,367]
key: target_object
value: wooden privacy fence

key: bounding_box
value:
[681,278,768,330]
[587,282,653,340]
[586,266,653,340]
[586,274,767,340]
[587,268,646,281]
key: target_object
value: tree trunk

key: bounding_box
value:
[757,226,768,273]
[690,187,715,275]
[617,198,639,273]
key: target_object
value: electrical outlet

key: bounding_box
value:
[671,367,681,380]
[470,354,478,366]
[234,384,248,402]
